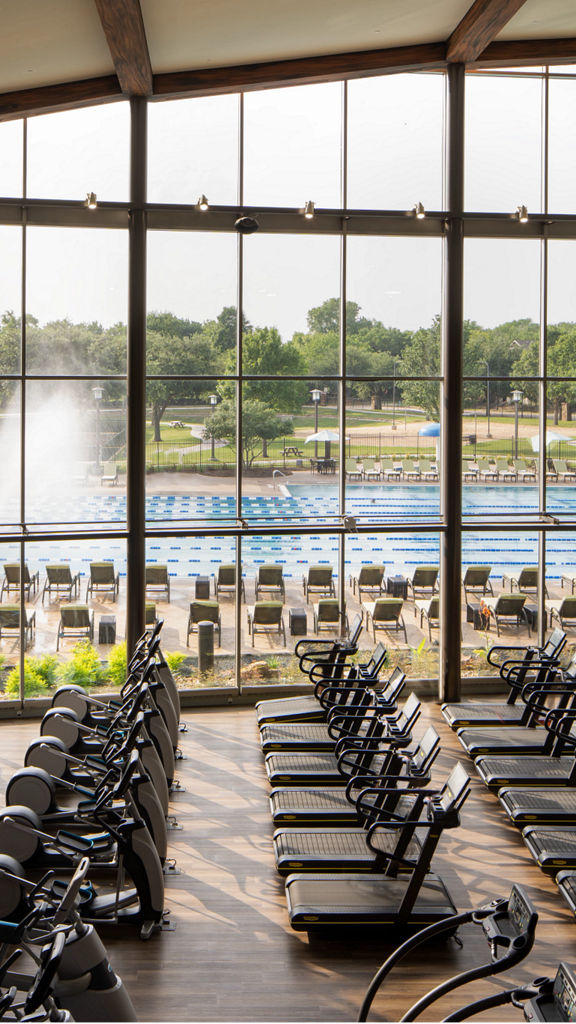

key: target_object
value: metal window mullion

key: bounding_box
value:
[18,135,27,704]
[536,75,549,647]
[338,221,347,618]
[235,228,243,693]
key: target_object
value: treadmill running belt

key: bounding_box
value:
[260,722,337,750]
[522,827,576,870]
[256,696,321,725]
[273,828,421,873]
[265,752,345,785]
[457,726,551,757]
[285,872,456,928]
[499,788,576,824]
[442,703,525,728]
[475,755,575,788]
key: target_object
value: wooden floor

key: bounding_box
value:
[2,702,576,1022]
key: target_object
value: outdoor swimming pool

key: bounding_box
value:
[2,484,575,583]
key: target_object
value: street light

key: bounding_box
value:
[485,361,492,438]
[92,385,103,474]
[209,394,218,459]
[512,388,523,458]
[391,359,398,430]
[311,388,321,459]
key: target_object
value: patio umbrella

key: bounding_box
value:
[305,429,339,460]
[530,429,566,453]
[418,422,440,458]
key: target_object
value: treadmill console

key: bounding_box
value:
[524,963,576,1022]
[482,884,538,946]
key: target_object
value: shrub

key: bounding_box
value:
[164,651,185,674]
[58,641,107,688]
[5,654,58,697]
[107,642,127,689]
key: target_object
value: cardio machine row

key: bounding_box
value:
[0,619,184,1023]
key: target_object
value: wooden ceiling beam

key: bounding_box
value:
[152,42,447,100]
[474,36,576,66]
[0,76,121,123]
[93,0,153,96]
[447,0,528,63]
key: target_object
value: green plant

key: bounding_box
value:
[164,651,185,674]
[266,656,280,670]
[106,643,127,689]
[58,641,107,688]
[5,654,58,697]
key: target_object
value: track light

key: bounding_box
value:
[304,200,315,220]
[197,194,209,211]
[413,202,425,220]
[515,204,529,223]
[84,192,97,210]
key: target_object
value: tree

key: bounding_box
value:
[201,306,251,353]
[147,311,202,339]
[399,318,441,419]
[203,398,292,468]
[219,327,308,413]
[146,330,221,441]
[306,298,373,336]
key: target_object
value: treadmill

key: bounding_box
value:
[442,628,567,730]
[283,762,470,933]
[455,685,576,759]
[475,703,576,789]
[498,785,576,827]
[523,825,576,873]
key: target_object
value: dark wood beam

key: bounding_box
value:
[447,0,528,63]
[474,36,576,66]
[93,0,153,96]
[0,76,121,123]
[152,42,447,99]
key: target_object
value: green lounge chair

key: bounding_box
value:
[303,566,335,601]
[214,564,246,601]
[407,566,439,599]
[145,564,170,601]
[1,563,39,602]
[56,604,94,650]
[483,593,527,636]
[364,598,407,642]
[415,595,439,640]
[350,564,385,599]
[86,561,120,602]
[380,459,402,481]
[247,601,286,646]
[187,600,222,646]
[477,459,498,481]
[463,565,494,602]
[0,605,36,649]
[42,564,81,605]
[402,459,420,481]
[362,458,381,481]
[255,564,285,601]
[502,566,544,596]
[547,596,576,631]
[344,458,362,481]
[495,457,516,481]
[312,599,348,636]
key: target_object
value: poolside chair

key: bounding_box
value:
[101,464,119,486]
[546,459,559,481]
[255,564,285,601]
[350,564,385,599]
[554,460,576,482]
[246,601,286,646]
[402,459,420,481]
[364,597,407,642]
[415,595,440,640]
[514,459,536,482]
[0,605,36,649]
[380,458,402,481]
[362,458,381,481]
[344,458,362,481]
[463,565,494,602]
[145,564,170,601]
[483,593,527,636]
[42,564,81,605]
[1,563,39,602]
[406,565,439,600]
[303,565,335,601]
[477,459,498,481]
[547,596,576,631]
[561,573,576,595]
[502,566,544,596]
[86,561,120,602]
[187,600,222,646]
[56,604,94,650]
[312,599,349,636]
[214,564,246,601]
[145,602,157,625]
[496,457,516,481]
[418,459,438,481]
[463,461,479,481]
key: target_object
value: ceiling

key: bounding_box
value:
[1,0,576,119]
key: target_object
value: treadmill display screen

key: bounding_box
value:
[553,964,576,1021]
[509,886,532,933]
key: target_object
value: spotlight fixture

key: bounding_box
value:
[413,202,425,220]
[84,192,97,210]
[515,204,529,223]
[234,215,259,234]
[304,200,315,220]
[197,194,209,211]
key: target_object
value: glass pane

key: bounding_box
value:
[0,381,20,525]
[25,380,127,524]
[548,241,576,326]
[549,80,576,212]
[547,534,576,655]
[242,233,341,371]
[543,383,576,515]
[461,391,540,505]
[147,95,239,205]
[147,231,237,376]
[26,227,128,374]
[0,226,22,374]
[0,119,23,198]
[243,83,342,207]
[465,75,543,212]
[26,103,130,201]
[347,73,444,211]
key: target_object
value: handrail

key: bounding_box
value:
[272,469,287,490]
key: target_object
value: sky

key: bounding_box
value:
[1,72,576,337]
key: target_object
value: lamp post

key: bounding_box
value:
[311,388,321,459]
[92,385,103,474]
[391,359,397,430]
[512,389,522,459]
[209,394,218,459]
[485,361,491,438]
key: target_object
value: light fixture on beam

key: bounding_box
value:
[304,200,315,220]
[515,204,529,223]
[84,192,97,210]
[197,194,209,211]
[413,202,425,220]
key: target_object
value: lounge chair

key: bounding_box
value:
[415,595,440,640]
[463,462,479,481]
[350,564,385,599]
[312,599,348,636]
[546,459,559,481]
[362,458,381,481]
[380,459,402,481]
[561,573,576,595]
[418,459,438,481]
[402,459,420,481]
[463,565,494,602]
[0,605,36,649]
[1,563,39,602]
[42,564,81,605]
[101,464,119,486]
[344,458,362,481]
[483,593,527,636]
[255,564,285,601]
[56,604,94,650]
[86,561,120,602]
[477,459,498,481]
[496,457,516,481]
[502,566,544,596]
[187,599,222,646]
[554,460,576,482]
[547,596,576,631]
[145,564,170,601]
[364,598,407,642]
[303,566,335,601]
[214,564,246,601]
[514,459,536,482]
[407,566,439,599]
[145,602,157,625]
[246,601,286,646]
